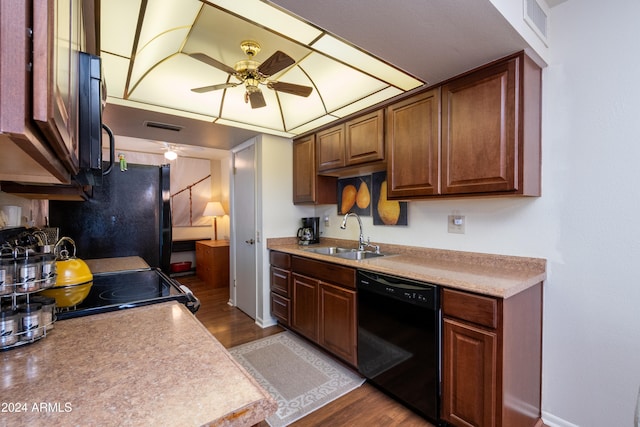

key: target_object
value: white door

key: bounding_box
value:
[232,143,257,318]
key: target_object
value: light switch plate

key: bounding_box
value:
[448,215,465,234]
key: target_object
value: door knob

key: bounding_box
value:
[245,239,255,244]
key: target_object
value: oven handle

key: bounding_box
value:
[179,284,201,314]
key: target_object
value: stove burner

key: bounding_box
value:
[97,283,161,304]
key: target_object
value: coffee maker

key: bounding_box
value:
[297,217,320,245]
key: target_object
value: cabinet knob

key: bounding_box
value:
[245,239,255,245]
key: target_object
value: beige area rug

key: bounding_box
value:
[229,331,365,427]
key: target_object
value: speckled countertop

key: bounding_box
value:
[85,256,152,273]
[268,237,546,298]
[1,299,276,426]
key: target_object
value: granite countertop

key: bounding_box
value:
[1,302,277,426]
[267,237,546,298]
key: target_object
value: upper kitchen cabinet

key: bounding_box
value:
[0,0,97,185]
[316,110,385,173]
[345,110,384,166]
[292,135,337,205]
[386,88,440,198]
[317,124,345,172]
[441,52,541,196]
[385,51,541,199]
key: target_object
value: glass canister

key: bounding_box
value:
[0,255,15,296]
[16,257,41,293]
[0,307,18,347]
[40,254,56,288]
[17,303,43,341]
[29,295,55,332]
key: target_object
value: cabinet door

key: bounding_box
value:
[293,135,316,203]
[33,0,85,175]
[291,273,319,342]
[386,89,440,198]
[292,135,337,205]
[317,124,345,171]
[441,58,517,195]
[345,110,384,166]
[442,318,497,427]
[319,282,357,366]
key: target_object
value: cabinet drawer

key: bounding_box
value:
[270,251,291,269]
[271,266,291,297]
[292,256,356,289]
[442,288,498,329]
[271,292,290,325]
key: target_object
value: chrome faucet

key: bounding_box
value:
[340,212,377,252]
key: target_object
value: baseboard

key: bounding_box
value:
[542,411,580,427]
[255,316,278,328]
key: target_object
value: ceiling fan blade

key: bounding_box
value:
[257,51,295,76]
[189,52,237,75]
[191,82,238,93]
[268,81,313,97]
[248,90,266,109]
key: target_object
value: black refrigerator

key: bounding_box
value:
[49,163,172,272]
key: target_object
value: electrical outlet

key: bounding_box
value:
[448,215,465,234]
[324,215,330,227]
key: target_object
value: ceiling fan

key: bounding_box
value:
[189,40,313,109]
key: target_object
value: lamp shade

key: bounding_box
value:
[203,201,225,217]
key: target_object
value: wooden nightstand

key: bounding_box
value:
[195,240,230,288]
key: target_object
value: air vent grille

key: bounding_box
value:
[144,121,183,132]
[524,0,549,45]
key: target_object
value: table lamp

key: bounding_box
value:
[203,201,226,240]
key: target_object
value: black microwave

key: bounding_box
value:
[76,51,113,186]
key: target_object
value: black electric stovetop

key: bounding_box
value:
[55,268,199,320]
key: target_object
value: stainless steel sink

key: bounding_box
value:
[332,250,385,260]
[304,246,386,259]
[303,246,354,255]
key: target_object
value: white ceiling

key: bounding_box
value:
[104,0,556,158]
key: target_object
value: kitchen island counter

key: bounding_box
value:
[1,301,277,426]
[268,238,546,298]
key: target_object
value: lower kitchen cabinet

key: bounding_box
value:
[291,273,319,341]
[269,251,292,326]
[288,255,357,367]
[195,240,230,288]
[319,282,357,366]
[441,284,543,427]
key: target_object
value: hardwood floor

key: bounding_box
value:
[176,275,434,427]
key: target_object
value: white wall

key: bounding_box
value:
[321,1,640,425]
[257,134,315,325]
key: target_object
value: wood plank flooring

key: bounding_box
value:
[176,275,434,427]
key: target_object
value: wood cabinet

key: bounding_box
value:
[318,281,357,365]
[269,251,291,326]
[316,110,385,173]
[317,125,345,171]
[292,135,337,205]
[386,88,440,198]
[386,51,541,199]
[0,0,97,186]
[287,255,357,367]
[345,110,385,166]
[291,273,319,341]
[441,285,543,427]
[195,240,230,288]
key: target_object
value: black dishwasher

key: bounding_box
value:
[357,270,441,424]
